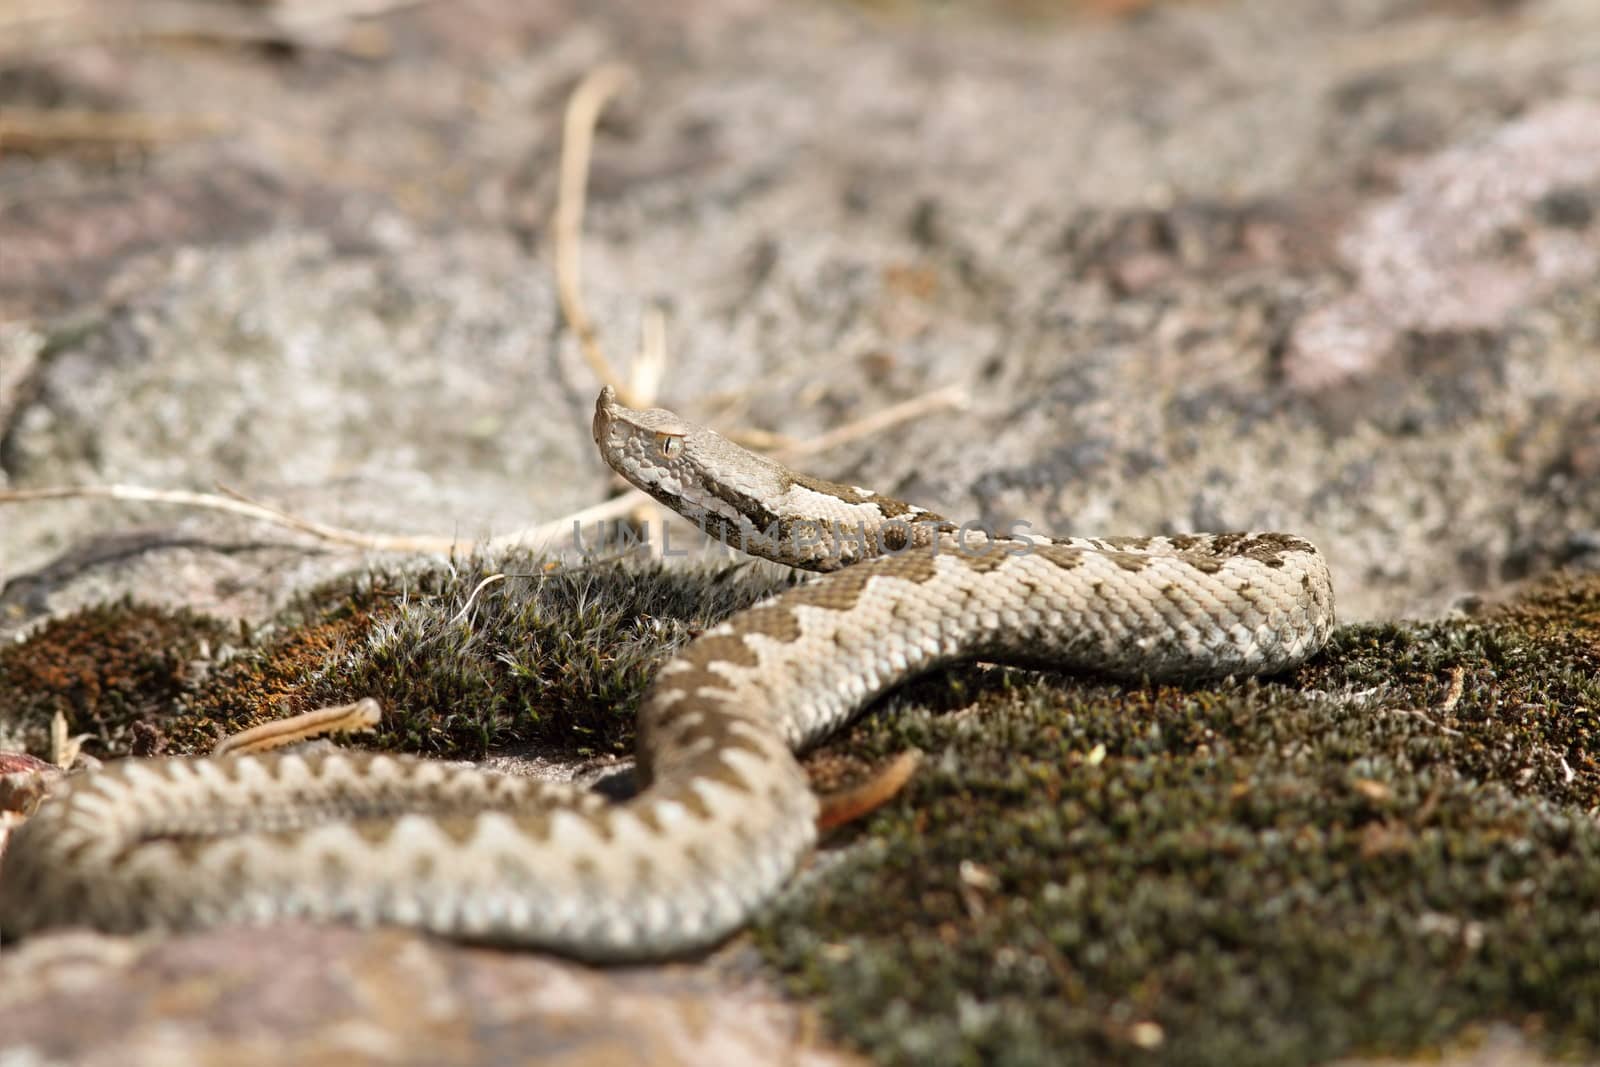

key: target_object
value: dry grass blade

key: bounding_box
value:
[554,63,640,408]
[723,383,970,459]
[816,749,923,832]
[49,711,93,770]
[0,108,228,151]
[0,483,648,557]
[780,384,968,460]
[212,699,384,757]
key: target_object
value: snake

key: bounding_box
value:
[0,387,1336,960]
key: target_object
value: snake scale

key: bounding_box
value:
[0,388,1335,959]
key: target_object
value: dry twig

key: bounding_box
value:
[772,383,969,461]
[0,108,228,152]
[0,483,648,557]
[49,711,94,770]
[212,698,384,757]
[549,64,968,461]
[816,750,923,832]
[554,63,640,407]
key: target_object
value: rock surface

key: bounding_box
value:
[0,925,854,1067]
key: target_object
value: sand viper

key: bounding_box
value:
[0,388,1335,959]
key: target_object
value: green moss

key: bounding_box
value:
[753,571,1600,1065]
[1,554,793,761]
[170,553,795,758]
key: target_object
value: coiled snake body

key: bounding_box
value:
[0,389,1335,959]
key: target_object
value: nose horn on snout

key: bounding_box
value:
[593,386,617,443]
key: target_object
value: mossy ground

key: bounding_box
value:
[3,562,1599,1065]
[1,555,796,761]
[0,600,233,756]
[754,573,1600,1066]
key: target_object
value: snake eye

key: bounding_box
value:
[656,433,684,459]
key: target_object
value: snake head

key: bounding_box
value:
[593,386,697,485]
[592,386,789,521]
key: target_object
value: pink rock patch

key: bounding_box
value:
[1286,99,1600,390]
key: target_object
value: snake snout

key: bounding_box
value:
[593,387,617,446]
